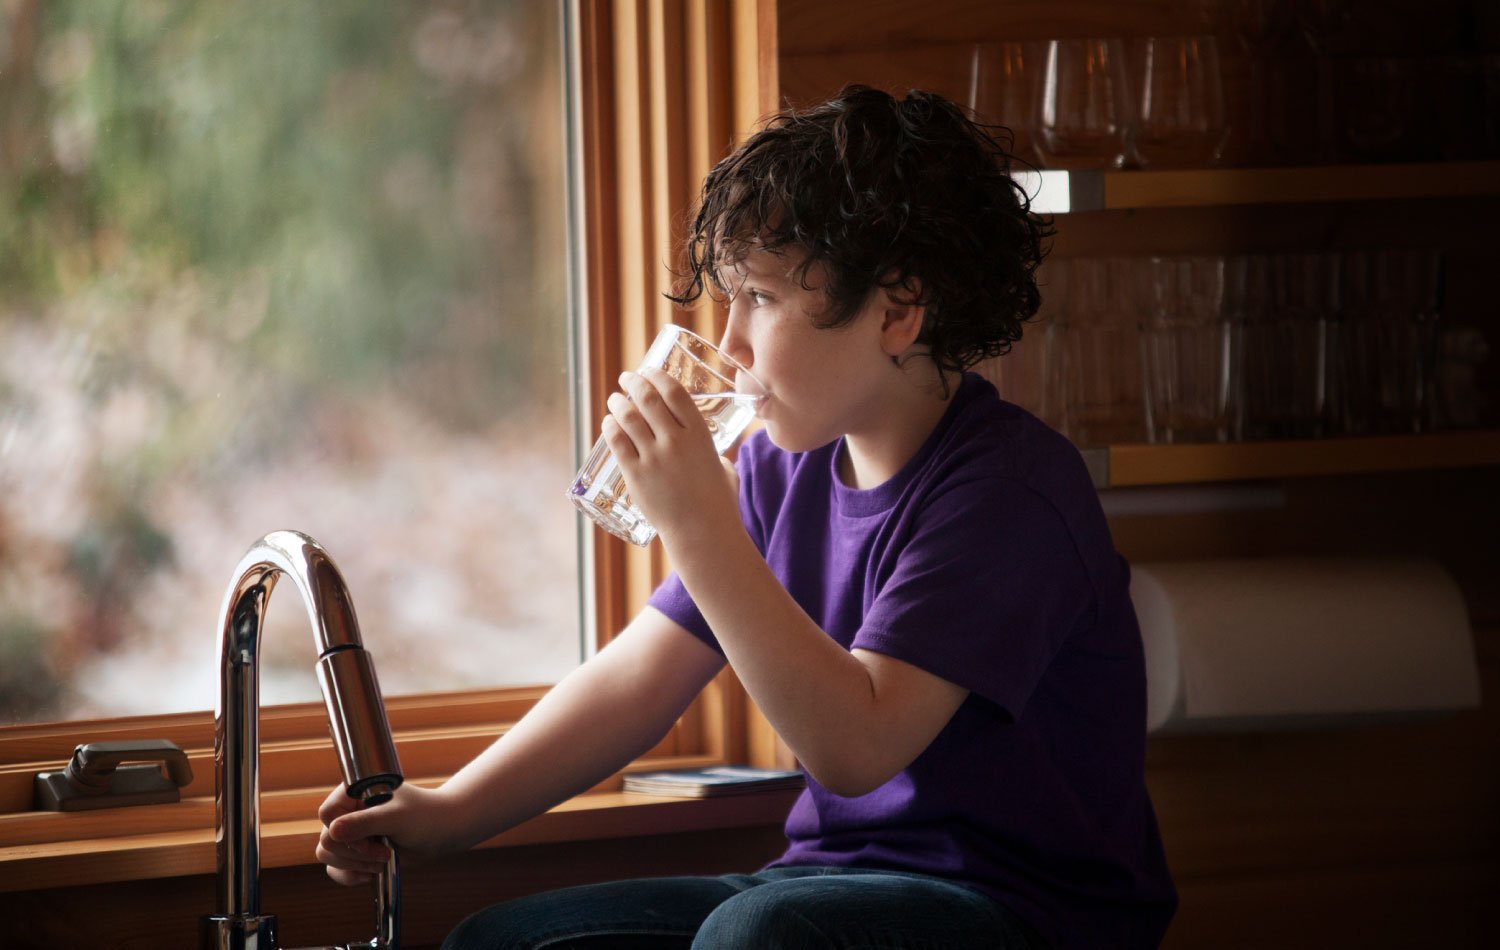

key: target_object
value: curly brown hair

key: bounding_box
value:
[670,85,1052,377]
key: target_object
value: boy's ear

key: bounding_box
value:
[878,279,926,357]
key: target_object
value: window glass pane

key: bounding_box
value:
[0,0,580,724]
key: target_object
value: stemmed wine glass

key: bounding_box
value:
[1130,35,1228,168]
[1034,38,1132,169]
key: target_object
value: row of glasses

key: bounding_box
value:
[1336,249,1445,435]
[970,38,1500,170]
[970,36,1228,170]
[1236,51,1500,165]
[1225,0,1500,164]
[979,250,1446,446]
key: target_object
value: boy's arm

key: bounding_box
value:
[319,607,725,883]
[440,606,727,844]
[604,370,968,799]
[669,526,967,799]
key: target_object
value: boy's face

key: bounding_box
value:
[714,248,906,454]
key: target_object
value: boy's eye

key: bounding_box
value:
[747,289,771,306]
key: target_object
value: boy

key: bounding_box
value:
[318,86,1177,949]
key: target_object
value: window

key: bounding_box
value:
[0,0,579,725]
[0,10,781,909]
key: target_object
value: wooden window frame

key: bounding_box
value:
[0,0,784,894]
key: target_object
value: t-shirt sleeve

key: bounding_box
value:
[644,435,769,655]
[852,477,1094,719]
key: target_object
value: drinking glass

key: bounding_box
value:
[1235,253,1336,439]
[1034,38,1132,169]
[1336,249,1443,434]
[567,325,768,546]
[1226,0,1298,164]
[1056,257,1147,446]
[1140,256,1235,443]
[969,41,1043,164]
[1058,320,1148,446]
[1333,57,1423,162]
[976,322,1059,428]
[1130,36,1228,168]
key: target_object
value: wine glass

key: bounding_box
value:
[1034,38,1132,169]
[968,41,1043,165]
[1130,35,1228,168]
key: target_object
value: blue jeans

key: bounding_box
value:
[441,866,1048,950]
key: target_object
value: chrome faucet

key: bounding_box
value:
[203,530,404,950]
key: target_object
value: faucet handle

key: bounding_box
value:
[315,642,402,949]
[316,646,404,803]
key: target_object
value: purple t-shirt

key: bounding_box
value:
[648,373,1176,949]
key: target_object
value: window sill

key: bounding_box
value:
[0,780,801,893]
[0,675,780,894]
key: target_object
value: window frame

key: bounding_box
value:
[0,0,784,893]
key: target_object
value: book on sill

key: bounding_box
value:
[623,765,805,798]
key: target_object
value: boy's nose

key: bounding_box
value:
[718,319,752,370]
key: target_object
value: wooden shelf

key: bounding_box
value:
[1020,161,1500,214]
[1082,430,1500,489]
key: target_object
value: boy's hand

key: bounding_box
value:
[603,368,741,545]
[316,782,458,886]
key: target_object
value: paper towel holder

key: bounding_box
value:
[1132,556,1481,735]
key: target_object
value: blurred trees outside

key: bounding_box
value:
[0,0,579,723]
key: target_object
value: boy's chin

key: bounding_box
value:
[760,421,838,455]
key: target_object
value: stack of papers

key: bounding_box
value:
[623,765,804,798]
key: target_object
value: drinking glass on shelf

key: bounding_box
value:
[976,322,1060,429]
[968,41,1043,165]
[1130,35,1229,168]
[1336,249,1443,434]
[1034,38,1132,169]
[1235,253,1336,439]
[1338,310,1440,435]
[1058,320,1149,446]
[1056,257,1148,446]
[1226,0,1298,164]
[1227,0,1342,166]
[976,256,1068,429]
[1139,255,1235,443]
[567,325,768,546]
[1332,57,1423,163]
[1295,0,1357,56]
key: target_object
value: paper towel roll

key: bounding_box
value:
[1131,557,1481,734]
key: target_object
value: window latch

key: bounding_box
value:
[33,739,193,811]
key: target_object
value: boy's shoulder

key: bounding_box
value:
[934,374,1086,491]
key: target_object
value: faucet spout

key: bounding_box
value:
[204,530,403,950]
